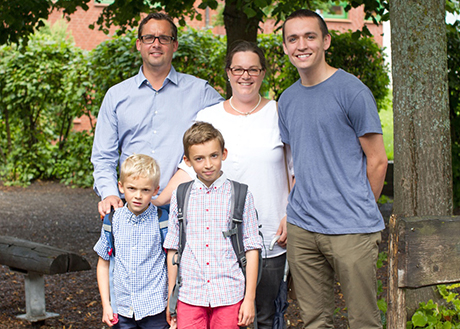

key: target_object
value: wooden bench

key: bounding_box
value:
[387,215,460,328]
[0,236,91,324]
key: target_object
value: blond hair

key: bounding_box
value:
[120,154,160,188]
[183,122,225,159]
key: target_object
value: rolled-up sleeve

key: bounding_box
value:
[242,191,263,251]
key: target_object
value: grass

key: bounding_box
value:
[380,107,394,160]
[379,90,394,160]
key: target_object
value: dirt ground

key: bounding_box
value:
[0,180,390,329]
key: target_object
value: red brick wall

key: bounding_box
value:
[48,1,117,50]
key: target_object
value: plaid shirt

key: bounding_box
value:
[163,173,262,307]
[94,204,168,320]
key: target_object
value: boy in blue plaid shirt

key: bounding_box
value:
[94,154,168,328]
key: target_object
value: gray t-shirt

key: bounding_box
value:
[278,69,384,234]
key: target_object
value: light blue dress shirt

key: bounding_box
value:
[91,66,223,199]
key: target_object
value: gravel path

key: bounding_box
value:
[0,180,390,328]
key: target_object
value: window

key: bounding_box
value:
[321,1,348,20]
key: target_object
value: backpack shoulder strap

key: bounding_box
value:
[102,209,116,257]
[222,180,248,274]
[175,180,193,256]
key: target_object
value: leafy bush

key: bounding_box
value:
[0,23,390,188]
[0,21,93,187]
[407,284,460,328]
[447,22,460,208]
[258,31,391,110]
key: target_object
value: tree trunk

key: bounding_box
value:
[388,0,452,325]
[391,0,452,217]
[223,0,259,97]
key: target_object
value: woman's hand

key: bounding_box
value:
[275,216,288,248]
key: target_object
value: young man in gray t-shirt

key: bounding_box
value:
[278,9,388,329]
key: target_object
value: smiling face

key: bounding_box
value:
[283,16,331,75]
[184,138,228,187]
[118,175,159,216]
[136,18,178,72]
[227,51,265,100]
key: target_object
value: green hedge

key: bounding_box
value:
[0,23,391,190]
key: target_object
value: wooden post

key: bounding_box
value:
[16,271,59,322]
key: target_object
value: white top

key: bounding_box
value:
[179,100,291,257]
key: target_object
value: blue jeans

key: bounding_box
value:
[255,253,287,329]
[114,310,169,329]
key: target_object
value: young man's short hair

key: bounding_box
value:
[282,9,329,41]
[183,122,225,159]
[120,154,160,188]
[138,12,178,41]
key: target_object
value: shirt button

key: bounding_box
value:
[206,209,209,212]
[207,262,209,265]
[207,280,210,283]
[154,111,158,114]
[153,130,157,134]
[206,227,209,230]
[206,244,209,247]
[152,150,155,154]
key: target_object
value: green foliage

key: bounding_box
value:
[327,30,390,110]
[173,28,227,94]
[0,20,94,187]
[407,284,460,329]
[258,34,299,100]
[0,24,390,188]
[87,29,141,118]
[258,30,390,108]
[447,21,460,208]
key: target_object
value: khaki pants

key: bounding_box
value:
[287,223,382,329]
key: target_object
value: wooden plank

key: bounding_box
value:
[398,216,460,288]
[0,236,91,274]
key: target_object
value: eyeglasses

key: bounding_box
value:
[229,67,263,76]
[140,34,175,45]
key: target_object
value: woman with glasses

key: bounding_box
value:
[156,41,292,329]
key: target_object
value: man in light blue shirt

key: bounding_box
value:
[91,12,223,217]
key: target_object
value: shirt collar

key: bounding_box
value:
[194,171,227,191]
[120,202,156,224]
[135,65,179,88]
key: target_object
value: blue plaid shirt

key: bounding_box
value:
[94,204,167,320]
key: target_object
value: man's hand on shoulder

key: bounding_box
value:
[98,195,123,218]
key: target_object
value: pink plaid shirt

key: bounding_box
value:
[163,173,262,307]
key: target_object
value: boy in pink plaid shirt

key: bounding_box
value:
[163,122,262,329]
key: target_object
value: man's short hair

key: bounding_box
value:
[120,154,160,188]
[282,9,329,41]
[183,122,225,159]
[138,12,178,41]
